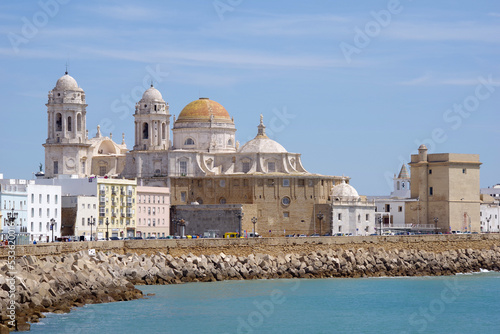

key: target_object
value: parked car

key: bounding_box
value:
[310,233,320,237]
[109,236,120,241]
[285,234,295,238]
[247,232,261,238]
[322,233,331,236]
[298,234,307,237]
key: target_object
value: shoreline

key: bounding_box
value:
[1,237,500,332]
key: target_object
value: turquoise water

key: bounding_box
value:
[29,272,500,334]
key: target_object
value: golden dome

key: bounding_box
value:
[177,98,232,122]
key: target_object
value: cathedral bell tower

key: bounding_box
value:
[43,72,91,178]
[133,84,170,151]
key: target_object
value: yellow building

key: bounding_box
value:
[97,178,137,238]
[405,145,481,233]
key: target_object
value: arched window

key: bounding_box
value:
[228,139,233,146]
[143,123,149,139]
[56,113,62,131]
[397,181,400,190]
[67,116,72,131]
[154,105,157,111]
[77,114,82,131]
[161,123,166,140]
[219,198,226,204]
[184,138,195,145]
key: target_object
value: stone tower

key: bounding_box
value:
[133,85,170,151]
[43,72,90,177]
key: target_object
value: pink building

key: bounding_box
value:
[136,186,170,238]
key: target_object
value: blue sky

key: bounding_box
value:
[0,0,499,195]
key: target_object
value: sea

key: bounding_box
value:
[29,271,500,334]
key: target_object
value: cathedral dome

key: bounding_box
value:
[141,86,164,102]
[240,137,287,153]
[55,73,79,91]
[177,98,232,122]
[331,180,360,200]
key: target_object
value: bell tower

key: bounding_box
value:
[43,72,91,177]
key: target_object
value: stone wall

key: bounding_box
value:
[1,234,499,259]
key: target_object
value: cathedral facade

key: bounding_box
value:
[44,72,353,235]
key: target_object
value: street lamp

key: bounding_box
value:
[377,216,383,236]
[50,218,55,242]
[251,217,257,237]
[317,212,324,236]
[105,218,110,240]
[88,216,96,241]
[236,211,244,237]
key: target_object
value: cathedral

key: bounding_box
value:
[43,72,367,236]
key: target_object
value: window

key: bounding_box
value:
[338,213,342,220]
[67,116,72,131]
[99,166,106,176]
[47,208,50,218]
[181,192,186,202]
[462,168,467,174]
[233,180,239,187]
[77,114,82,131]
[55,195,58,204]
[366,214,369,220]
[385,204,390,212]
[47,194,50,204]
[268,162,276,173]
[283,212,289,218]
[82,218,85,226]
[184,138,195,145]
[220,180,225,187]
[31,222,33,231]
[281,197,291,206]
[228,139,233,146]
[283,179,290,187]
[180,161,187,175]
[267,179,274,186]
[53,161,58,174]
[429,169,432,174]
[143,123,149,139]
[31,194,34,204]
[398,206,403,212]
[397,181,400,190]
[219,198,226,204]
[38,208,42,218]
[81,161,85,174]
[429,187,433,196]
[55,113,62,131]
[308,180,314,187]
[298,179,305,187]
[242,162,250,173]
[148,207,151,215]
[39,222,42,232]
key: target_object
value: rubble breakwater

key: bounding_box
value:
[1,242,500,332]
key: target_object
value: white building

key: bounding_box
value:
[26,183,62,242]
[369,164,411,229]
[330,180,376,236]
[0,178,28,236]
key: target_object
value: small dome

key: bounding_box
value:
[55,73,79,91]
[331,180,359,200]
[141,86,164,102]
[239,137,287,153]
[177,98,232,122]
[418,144,427,150]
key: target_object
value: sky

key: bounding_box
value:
[0,0,499,195]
